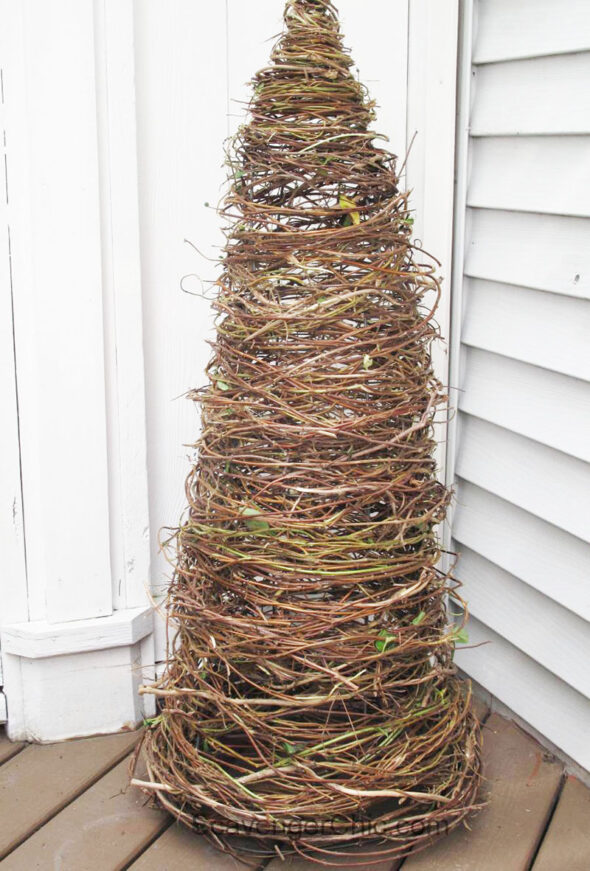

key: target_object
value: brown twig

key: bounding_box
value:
[133,0,482,864]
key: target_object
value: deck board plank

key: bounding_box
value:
[471,694,490,724]
[2,755,169,870]
[401,713,564,870]
[0,729,139,860]
[265,850,401,870]
[532,775,590,871]
[129,826,262,870]
[0,732,24,766]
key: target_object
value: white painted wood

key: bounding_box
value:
[134,0,228,592]
[335,0,409,163]
[0,6,28,630]
[456,415,590,543]
[139,634,157,719]
[459,348,590,462]
[471,52,590,136]
[95,0,151,610]
[465,209,590,300]
[227,0,286,140]
[455,617,590,771]
[1,653,24,736]
[0,15,32,740]
[406,0,459,487]
[468,136,590,217]
[152,595,169,666]
[6,0,112,623]
[456,546,590,698]
[454,480,590,621]
[474,0,590,63]
[7,643,147,742]
[462,279,590,381]
[0,4,22,725]
[444,0,475,554]
[1,606,153,659]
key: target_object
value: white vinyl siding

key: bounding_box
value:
[452,0,590,770]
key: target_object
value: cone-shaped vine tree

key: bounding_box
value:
[135,0,481,862]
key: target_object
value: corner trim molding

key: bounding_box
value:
[1,606,153,659]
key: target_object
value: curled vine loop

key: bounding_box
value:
[134,1,482,864]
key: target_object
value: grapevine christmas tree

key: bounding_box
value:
[135,0,481,862]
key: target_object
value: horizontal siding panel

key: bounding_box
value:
[459,348,590,461]
[462,279,590,381]
[455,617,590,771]
[454,480,590,620]
[471,52,590,135]
[465,209,590,299]
[468,136,590,217]
[456,415,590,542]
[474,0,590,63]
[455,0,590,772]
[456,546,590,698]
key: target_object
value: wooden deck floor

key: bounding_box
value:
[1,700,589,870]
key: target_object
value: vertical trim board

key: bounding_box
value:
[9,0,113,623]
[0,2,28,631]
[406,0,460,496]
[95,0,151,610]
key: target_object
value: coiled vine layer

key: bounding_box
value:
[134,0,482,864]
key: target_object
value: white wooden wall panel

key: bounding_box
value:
[0,13,28,634]
[227,0,284,140]
[474,0,590,63]
[451,0,590,771]
[461,280,590,381]
[0,11,28,716]
[0,0,158,739]
[406,0,459,492]
[406,0,458,273]
[8,0,112,624]
[468,136,590,217]
[454,481,590,621]
[134,1,228,593]
[341,0,408,163]
[471,52,590,136]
